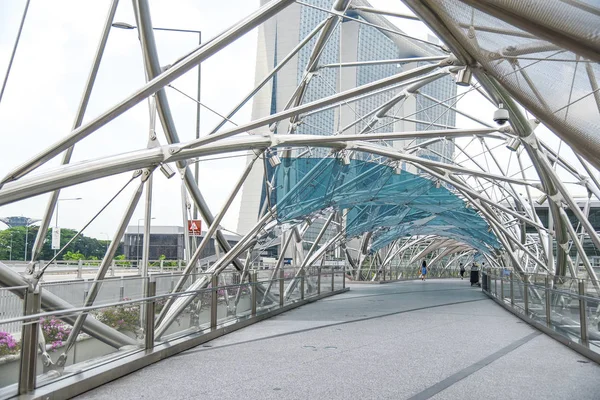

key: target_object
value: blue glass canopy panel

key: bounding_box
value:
[273,157,500,253]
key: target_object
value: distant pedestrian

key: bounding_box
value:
[459,263,465,280]
[421,260,427,281]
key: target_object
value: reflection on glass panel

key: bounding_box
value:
[529,284,546,324]
[230,284,252,323]
[41,277,146,309]
[320,270,333,294]
[159,289,212,341]
[256,281,278,315]
[502,276,510,303]
[35,303,143,389]
[284,278,301,302]
[513,281,525,314]
[586,300,600,354]
[305,273,319,297]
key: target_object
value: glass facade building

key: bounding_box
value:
[238,0,457,243]
[290,1,457,246]
[123,226,240,261]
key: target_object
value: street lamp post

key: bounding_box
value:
[54,197,82,257]
[112,22,202,218]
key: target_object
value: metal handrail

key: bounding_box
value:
[0,277,282,326]
[482,269,600,364]
[0,271,344,326]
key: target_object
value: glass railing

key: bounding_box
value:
[482,268,600,360]
[352,266,464,282]
[0,268,348,398]
[0,286,26,400]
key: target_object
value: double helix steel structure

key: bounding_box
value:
[0,0,599,397]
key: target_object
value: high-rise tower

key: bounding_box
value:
[237,0,456,236]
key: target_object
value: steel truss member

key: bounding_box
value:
[1,0,599,377]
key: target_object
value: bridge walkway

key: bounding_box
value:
[77,279,600,400]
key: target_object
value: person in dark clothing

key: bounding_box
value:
[459,263,466,280]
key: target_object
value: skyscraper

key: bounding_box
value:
[237,0,457,236]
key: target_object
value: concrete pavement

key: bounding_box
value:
[76,279,600,400]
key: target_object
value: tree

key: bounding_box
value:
[63,251,85,261]
[0,227,123,261]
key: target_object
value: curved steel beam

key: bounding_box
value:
[0,0,296,185]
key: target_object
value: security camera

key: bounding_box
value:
[493,103,509,125]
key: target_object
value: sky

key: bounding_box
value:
[0,0,262,239]
[0,0,589,241]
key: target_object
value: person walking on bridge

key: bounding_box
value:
[420,260,428,281]
[459,263,465,280]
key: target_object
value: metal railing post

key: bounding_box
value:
[279,268,284,307]
[251,271,257,316]
[331,267,335,292]
[119,276,125,301]
[510,271,514,306]
[342,264,346,289]
[544,276,551,327]
[494,272,498,297]
[300,269,305,300]
[211,274,218,330]
[145,280,156,349]
[19,287,41,395]
[524,274,529,316]
[579,280,588,346]
[317,267,321,295]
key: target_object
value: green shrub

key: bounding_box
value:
[95,299,140,335]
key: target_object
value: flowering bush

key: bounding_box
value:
[0,331,19,356]
[154,297,168,314]
[95,299,140,335]
[40,317,71,351]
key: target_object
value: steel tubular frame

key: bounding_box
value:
[1,1,600,386]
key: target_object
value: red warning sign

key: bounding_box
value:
[188,220,202,236]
